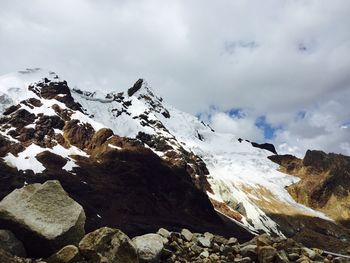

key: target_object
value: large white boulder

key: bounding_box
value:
[0,180,85,257]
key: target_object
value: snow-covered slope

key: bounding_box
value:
[0,69,332,236]
[0,68,100,174]
[71,77,332,235]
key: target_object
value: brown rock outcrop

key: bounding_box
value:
[269,150,350,227]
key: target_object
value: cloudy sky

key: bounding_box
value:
[0,0,349,157]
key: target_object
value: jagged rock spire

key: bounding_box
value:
[127,78,143,97]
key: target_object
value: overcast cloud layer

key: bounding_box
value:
[1,0,349,157]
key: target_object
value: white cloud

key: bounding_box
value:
[200,109,264,142]
[274,96,350,157]
[0,0,349,155]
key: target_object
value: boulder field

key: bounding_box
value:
[0,181,349,262]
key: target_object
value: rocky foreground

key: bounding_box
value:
[2,225,348,263]
[0,181,349,263]
[0,227,349,263]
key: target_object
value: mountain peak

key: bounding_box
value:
[127,78,144,97]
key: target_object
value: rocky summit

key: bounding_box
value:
[0,68,350,261]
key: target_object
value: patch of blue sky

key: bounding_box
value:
[255,116,282,140]
[224,108,245,119]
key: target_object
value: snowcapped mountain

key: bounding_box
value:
[1,68,350,251]
[69,72,329,235]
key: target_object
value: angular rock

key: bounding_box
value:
[256,234,273,247]
[275,250,290,263]
[132,233,164,263]
[0,229,26,257]
[212,243,220,253]
[197,236,211,248]
[301,247,316,260]
[46,245,80,263]
[157,228,170,239]
[288,253,300,261]
[181,229,193,242]
[204,232,214,240]
[227,237,238,245]
[258,245,277,263]
[199,250,209,258]
[209,254,220,262]
[0,181,85,257]
[296,255,311,263]
[79,227,138,263]
[190,244,203,255]
[212,235,227,245]
[241,244,257,261]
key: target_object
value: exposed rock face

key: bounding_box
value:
[0,180,86,257]
[0,230,26,257]
[128,79,144,97]
[79,227,138,263]
[269,150,350,227]
[132,234,164,263]
[268,154,302,174]
[136,131,212,193]
[251,142,277,155]
[29,79,83,112]
[63,120,95,150]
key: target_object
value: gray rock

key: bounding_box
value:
[212,235,227,245]
[132,233,164,263]
[0,229,26,257]
[46,245,80,263]
[241,245,257,261]
[275,250,290,263]
[204,232,214,241]
[199,250,209,258]
[197,236,211,248]
[301,247,316,260]
[212,243,220,253]
[181,229,193,242]
[256,234,273,247]
[79,227,138,263]
[223,245,236,255]
[258,245,277,263]
[190,244,202,255]
[288,253,300,261]
[209,254,220,261]
[227,237,238,245]
[157,228,170,239]
[0,180,85,257]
